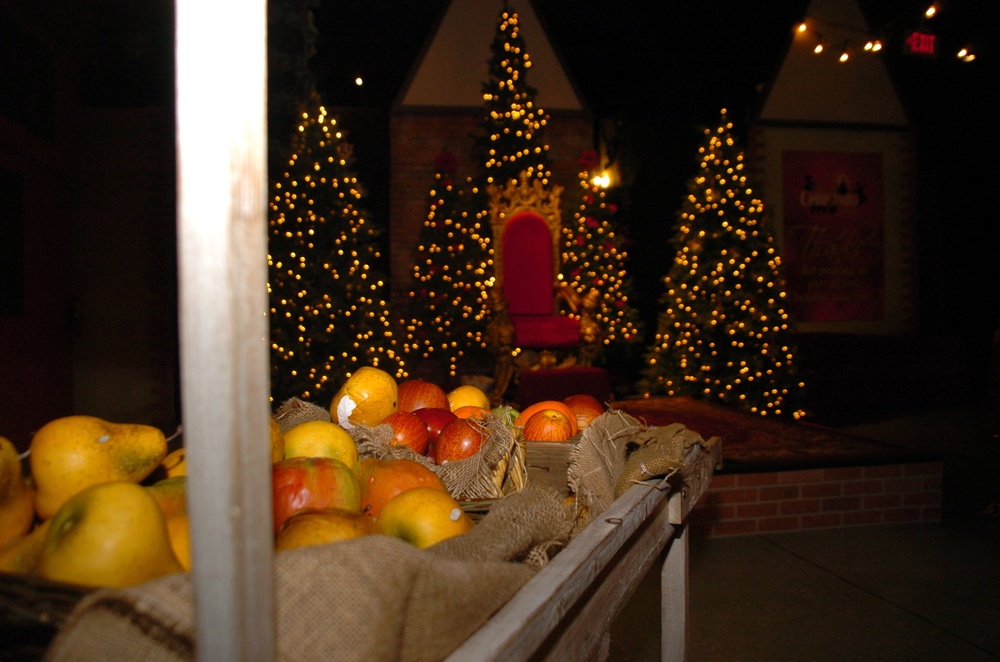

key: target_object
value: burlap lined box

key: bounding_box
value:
[35,403,712,661]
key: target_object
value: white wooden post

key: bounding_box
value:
[662,521,689,662]
[175,1,275,659]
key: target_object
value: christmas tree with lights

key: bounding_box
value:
[643,111,805,418]
[562,149,644,363]
[476,5,553,189]
[402,151,493,378]
[268,97,404,403]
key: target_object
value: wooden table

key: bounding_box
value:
[449,439,720,661]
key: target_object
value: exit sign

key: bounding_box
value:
[904,30,937,57]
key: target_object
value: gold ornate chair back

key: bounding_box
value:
[485,175,602,404]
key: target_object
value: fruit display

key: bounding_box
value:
[0,364,610,590]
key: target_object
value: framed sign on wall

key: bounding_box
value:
[780,151,885,323]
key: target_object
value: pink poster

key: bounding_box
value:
[781,151,884,322]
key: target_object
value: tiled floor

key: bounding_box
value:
[609,404,1000,661]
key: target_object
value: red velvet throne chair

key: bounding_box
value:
[485,176,603,405]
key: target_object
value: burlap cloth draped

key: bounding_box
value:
[567,409,709,534]
[44,487,573,662]
[43,401,708,661]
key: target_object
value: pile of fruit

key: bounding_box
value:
[0,366,607,589]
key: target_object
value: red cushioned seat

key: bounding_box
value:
[502,211,580,348]
[511,314,580,349]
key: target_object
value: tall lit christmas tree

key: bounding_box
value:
[401,4,560,379]
[562,149,643,362]
[402,151,492,378]
[268,97,404,403]
[476,5,553,189]
[643,111,805,418]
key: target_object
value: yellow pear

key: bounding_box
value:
[29,415,168,519]
[36,481,183,588]
[165,514,191,571]
[282,420,359,469]
[145,476,188,520]
[160,417,281,477]
[329,366,398,429]
[0,519,50,574]
[161,447,187,478]
[0,436,36,549]
[269,416,285,462]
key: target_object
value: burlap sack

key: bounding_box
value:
[567,409,709,533]
[566,410,638,533]
[613,422,706,498]
[44,488,572,662]
[273,397,330,431]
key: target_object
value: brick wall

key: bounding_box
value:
[388,108,593,304]
[690,461,943,537]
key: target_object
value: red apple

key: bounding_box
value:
[435,418,485,464]
[397,379,450,413]
[356,457,448,518]
[523,409,575,442]
[272,456,361,535]
[414,407,457,462]
[562,393,606,429]
[382,410,430,455]
[413,407,456,441]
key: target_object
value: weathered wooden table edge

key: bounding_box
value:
[447,437,722,661]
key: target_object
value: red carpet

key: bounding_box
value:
[612,397,934,473]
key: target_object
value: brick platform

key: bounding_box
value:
[689,461,943,537]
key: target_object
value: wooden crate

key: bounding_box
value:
[523,437,579,494]
[448,439,721,661]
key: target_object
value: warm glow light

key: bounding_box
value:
[813,43,824,54]
[354,76,363,86]
[839,51,850,62]
[924,3,938,19]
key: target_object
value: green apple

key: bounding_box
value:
[275,507,373,551]
[36,481,184,588]
[282,420,359,470]
[374,487,473,549]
